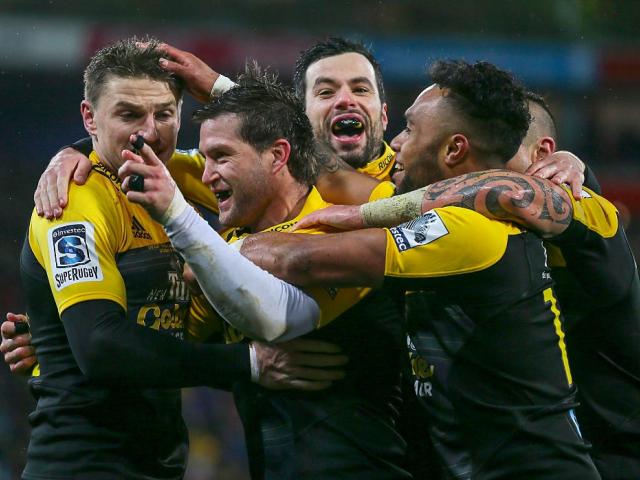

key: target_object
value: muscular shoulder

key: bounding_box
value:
[384,206,522,278]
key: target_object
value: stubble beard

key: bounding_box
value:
[318,118,384,169]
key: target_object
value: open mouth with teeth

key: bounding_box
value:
[214,189,232,206]
[331,117,365,142]
[391,162,405,185]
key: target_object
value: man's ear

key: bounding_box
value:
[270,139,292,175]
[534,136,556,162]
[80,100,97,136]
[380,102,389,132]
[442,133,470,168]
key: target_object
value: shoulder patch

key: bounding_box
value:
[48,222,103,291]
[389,211,449,251]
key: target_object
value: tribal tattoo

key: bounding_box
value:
[421,170,573,237]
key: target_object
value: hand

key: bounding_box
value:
[118,134,177,221]
[252,339,348,391]
[158,43,220,103]
[292,204,365,231]
[525,150,585,200]
[1,313,37,375]
[34,147,92,219]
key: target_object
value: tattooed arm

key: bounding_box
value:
[296,169,573,238]
[416,169,573,237]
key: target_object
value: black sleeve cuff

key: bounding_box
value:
[62,137,93,157]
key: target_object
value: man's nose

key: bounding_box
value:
[138,115,160,144]
[334,87,356,109]
[202,161,220,185]
[390,131,405,152]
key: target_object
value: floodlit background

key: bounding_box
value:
[1,1,639,478]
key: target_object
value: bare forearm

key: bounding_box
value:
[240,231,386,288]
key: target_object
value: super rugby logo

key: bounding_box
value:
[48,222,103,291]
[390,211,449,251]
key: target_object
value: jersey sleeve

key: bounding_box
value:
[383,207,518,281]
[27,179,126,315]
[551,186,635,304]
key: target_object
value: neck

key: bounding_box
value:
[93,142,120,174]
[249,181,311,233]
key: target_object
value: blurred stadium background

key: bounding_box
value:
[1,1,639,478]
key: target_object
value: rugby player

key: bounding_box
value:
[293,91,640,479]
[13,38,347,480]
[116,66,410,479]
[235,60,602,479]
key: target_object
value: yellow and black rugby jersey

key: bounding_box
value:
[385,207,598,479]
[357,141,396,181]
[368,180,396,202]
[20,151,190,480]
[196,187,372,344]
[228,188,408,478]
[168,149,220,229]
[548,186,640,475]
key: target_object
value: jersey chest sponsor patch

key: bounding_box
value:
[389,211,449,251]
[48,222,103,291]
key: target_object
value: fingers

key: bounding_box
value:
[4,345,36,364]
[73,157,92,186]
[157,43,186,62]
[34,168,58,218]
[44,170,62,219]
[291,214,319,231]
[1,320,16,340]
[6,312,28,323]
[10,356,38,376]
[1,332,32,354]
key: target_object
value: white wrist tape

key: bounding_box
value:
[164,206,320,342]
[360,187,427,227]
[209,74,236,98]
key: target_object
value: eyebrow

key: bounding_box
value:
[114,101,176,110]
[312,76,375,88]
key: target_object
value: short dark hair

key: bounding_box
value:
[293,37,386,105]
[193,63,319,186]
[429,60,530,164]
[84,36,184,107]
[526,91,557,141]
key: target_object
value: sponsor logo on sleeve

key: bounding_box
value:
[389,211,449,251]
[580,189,592,199]
[48,222,103,291]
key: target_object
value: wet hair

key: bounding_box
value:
[429,60,530,164]
[525,91,557,142]
[293,37,386,104]
[193,63,319,186]
[83,36,184,107]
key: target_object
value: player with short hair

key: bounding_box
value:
[16,38,347,480]
[118,65,410,479]
[236,60,602,479]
